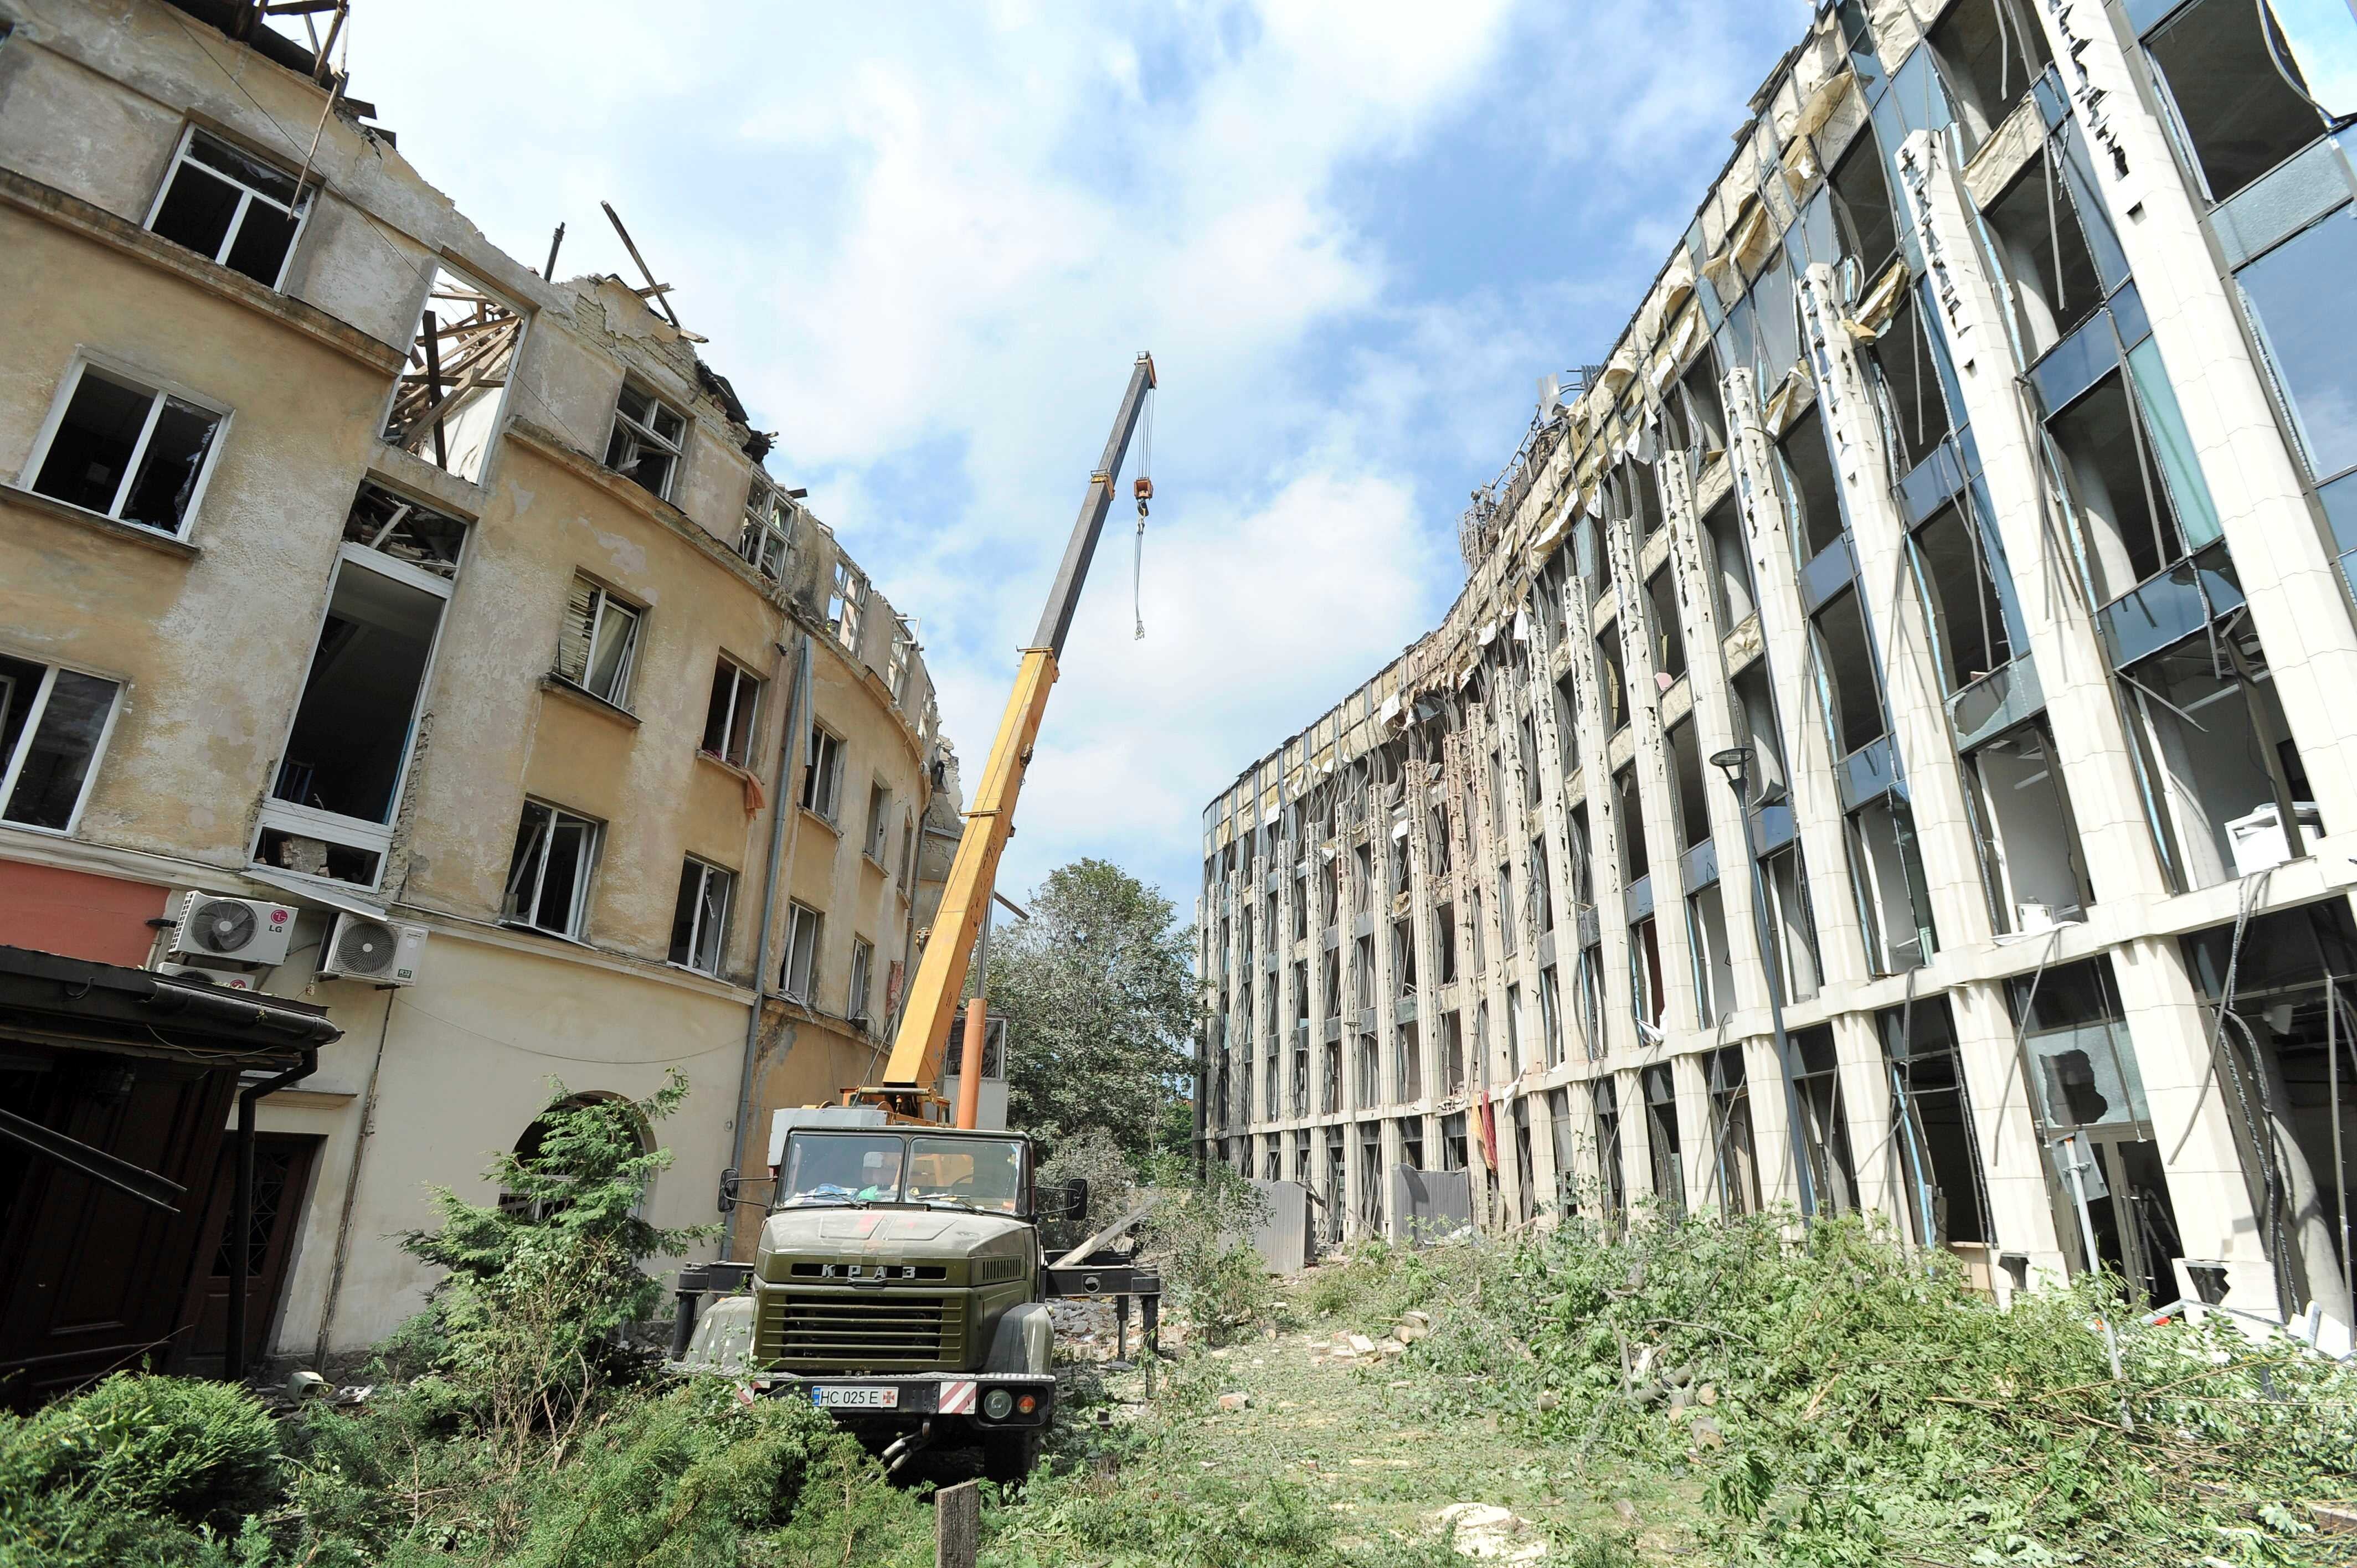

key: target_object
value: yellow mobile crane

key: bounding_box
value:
[671,354,1160,1482]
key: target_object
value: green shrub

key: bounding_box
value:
[1143,1161,1274,1344]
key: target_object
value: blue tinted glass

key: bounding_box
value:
[2030,310,2122,414]
[2322,470,2357,555]
[1752,256,1801,378]
[2238,204,2357,483]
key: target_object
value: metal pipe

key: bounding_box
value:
[729,632,811,1249]
[225,1050,317,1383]
[312,989,396,1369]
[956,904,992,1128]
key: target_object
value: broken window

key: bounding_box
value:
[1700,495,1756,628]
[1689,885,1735,1027]
[1983,156,2106,360]
[1539,963,1566,1068]
[146,126,311,287]
[1761,842,1823,1005]
[780,902,822,1000]
[1778,408,1847,563]
[1397,1019,1422,1102]
[1498,862,1517,958]
[1356,1034,1379,1111]
[1442,1009,1466,1097]
[865,782,892,862]
[1643,1063,1686,1219]
[1645,566,1686,682]
[1963,719,2094,933]
[1513,1097,1537,1223]
[1552,666,1582,776]
[1926,0,2051,153]
[1468,886,1485,973]
[800,725,845,821]
[0,656,121,833]
[1848,792,1938,975]
[1747,249,1803,384]
[1615,766,1650,884]
[2146,0,2338,203]
[1877,994,1991,1252]
[739,480,797,579]
[1666,719,1712,855]
[1592,1078,1628,1232]
[1704,1046,1761,1216]
[1594,621,1628,736]
[1504,984,1525,1076]
[1294,876,1309,941]
[504,801,599,937]
[388,266,523,483]
[30,361,222,535]
[2118,627,2314,891]
[1829,123,1900,281]
[1810,587,1887,759]
[2237,204,2357,486]
[701,658,761,767]
[1631,917,1665,1031]
[603,381,685,501]
[554,576,642,707]
[1548,1088,1577,1212]
[2047,361,2222,602]
[1908,496,2017,693]
[1392,917,1416,992]
[1568,804,1596,906]
[668,858,734,976]
[1529,836,1553,935]
[1792,1025,1861,1215]
[341,484,465,577]
[1435,902,1457,983]
[1675,346,1728,464]
[1732,664,1790,801]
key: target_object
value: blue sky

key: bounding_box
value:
[331,0,1809,925]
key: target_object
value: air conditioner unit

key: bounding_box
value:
[317,911,428,986]
[153,962,258,991]
[169,891,296,966]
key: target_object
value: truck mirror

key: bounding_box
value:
[717,1167,740,1215]
[1063,1178,1090,1221]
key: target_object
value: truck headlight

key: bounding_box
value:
[982,1388,1014,1420]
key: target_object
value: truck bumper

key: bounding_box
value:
[748,1370,1054,1430]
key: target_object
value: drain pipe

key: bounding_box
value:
[225,1049,317,1384]
[729,630,812,1252]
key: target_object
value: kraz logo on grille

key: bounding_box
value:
[820,1262,918,1280]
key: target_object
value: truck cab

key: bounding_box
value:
[675,1124,1056,1481]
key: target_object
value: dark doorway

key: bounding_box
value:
[177,1132,321,1376]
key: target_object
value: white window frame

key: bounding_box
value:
[738,481,795,579]
[887,616,917,702]
[801,725,845,822]
[142,124,313,291]
[848,935,874,1024]
[0,656,125,837]
[556,576,644,708]
[828,559,867,653]
[671,857,735,976]
[605,381,686,501]
[702,657,762,768]
[19,355,231,539]
[781,901,823,1000]
[503,800,601,938]
[864,779,892,862]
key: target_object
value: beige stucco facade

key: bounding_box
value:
[0,0,961,1359]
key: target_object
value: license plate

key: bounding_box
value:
[811,1385,898,1410]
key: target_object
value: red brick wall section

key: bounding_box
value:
[0,861,168,967]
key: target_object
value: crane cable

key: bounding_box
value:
[1133,388,1155,641]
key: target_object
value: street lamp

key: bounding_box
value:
[1710,745,1818,1223]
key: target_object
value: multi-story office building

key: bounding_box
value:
[1197,0,2357,1344]
[0,0,959,1386]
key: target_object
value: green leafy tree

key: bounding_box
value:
[981,858,1195,1164]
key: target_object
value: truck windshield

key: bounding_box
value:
[907,1137,1025,1213]
[779,1134,904,1205]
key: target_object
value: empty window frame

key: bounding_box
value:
[1644,567,1686,682]
[800,725,845,821]
[1592,1077,1629,1231]
[384,266,523,483]
[2117,632,2313,891]
[1867,288,1959,474]
[1642,1062,1687,1219]
[554,577,643,706]
[1876,994,1991,1250]
[1983,156,2107,360]
[1761,843,1824,1005]
[1777,407,1848,563]
[1576,941,1606,1060]
[1593,621,1628,735]
[1615,765,1650,883]
[1675,345,1730,464]
[887,617,917,703]
[27,361,223,536]
[739,481,796,579]
[145,126,310,288]
[0,656,121,833]
[847,936,875,1023]
[1396,1019,1422,1101]
[1503,984,1523,1076]
[1552,666,1582,774]
[1699,495,1757,628]
[780,902,823,1001]
[1847,792,1939,975]
[2237,204,2357,488]
[1962,718,2094,933]
[1704,1046,1762,1216]
[2046,363,2221,601]
[828,560,867,653]
[1792,1025,1861,1214]
[1926,0,2051,154]
[1392,917,1417,992]
[1538,962,1565,1068]
[1810,587,1888,759]
[1731,663,1790,800]
[1908,496,2016,694]
[604,383,686,501]
[1666,719,1713,854]
[1828,124,1900,281]
[865,781,892,861]
[702,659,761,767]
[668,858,734,975]
[1631,916,1666,1031]
[1528,835,1554,934]
[2145,0,2337,204]
[503,801,599,937]
[1442,1009,1466,1097]
[1689,884,1736,1026]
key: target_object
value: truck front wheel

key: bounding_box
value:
[980,1427,1041,1484]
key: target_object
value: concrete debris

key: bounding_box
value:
[285,1370,330,1400]
[1349,1333,1378,1356]
[1696,1383,1718,1406]
[1537,1391,1560,1412]
[1216,1391,1251,1412]
[1396,1317,1430,1343]
[1375,1337,1408,1356]
[1402,1310,1432,1330]
[1691,1415,1726,1450]
[1431,1502,1547,1561]
[1612,1499,1640,1524]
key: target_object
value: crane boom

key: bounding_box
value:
[851,352,1156,1118]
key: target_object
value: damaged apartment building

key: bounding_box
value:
[0,0,962,1399]
[1198,0,2357,1345]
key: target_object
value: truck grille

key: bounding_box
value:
[759,1291,965,1369]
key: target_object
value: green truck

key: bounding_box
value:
[671,1122,1151,1482]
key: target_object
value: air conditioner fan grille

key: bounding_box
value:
[191,899,258,954]
[333,919,400,975]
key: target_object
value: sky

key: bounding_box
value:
[310,0,1810,925]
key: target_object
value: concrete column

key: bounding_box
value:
[1833,1009,1908,1234]
[1741,1031,1807,1212]
[1947,975,2068,1300]
[1672,1048,1717,1219]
